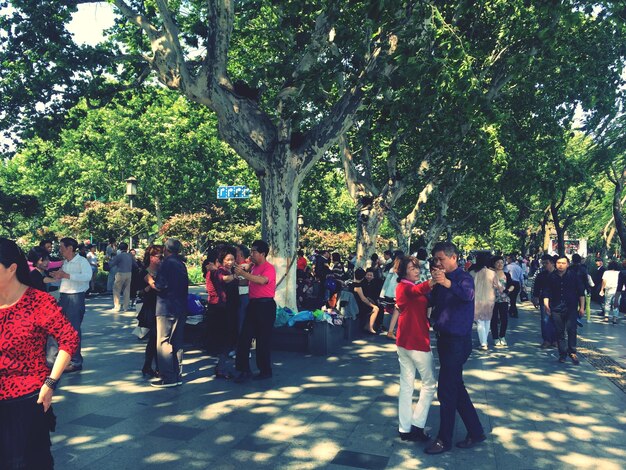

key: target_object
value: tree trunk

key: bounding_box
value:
[550,202,565,257]
[355,200,386,268]
[612,176,626,258]
[258,165,302,309]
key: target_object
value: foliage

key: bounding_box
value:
[54,201,156,242]
[0,189,39,237]
[299,227,393,260]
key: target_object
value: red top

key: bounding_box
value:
[249,261,276,299]
[205,271,218,304]
[395,279,432,352]
[297,256,308,271]
[0,288,79,400]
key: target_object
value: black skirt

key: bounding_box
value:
[0,392,54,469]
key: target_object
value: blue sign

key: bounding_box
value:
[217,185,252,199]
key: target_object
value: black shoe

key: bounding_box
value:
[150,379,180,388]
[456,434,486,449]
[233,371,252,383]
[424,438,451,455]
[399,425,430,442]
[252,372,273,381]
[569,353,580,365]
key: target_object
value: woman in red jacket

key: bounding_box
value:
[395,255,437,442]
[0,238,79,469]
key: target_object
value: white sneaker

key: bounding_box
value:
[494,338,502,347]
[500,337,507,347]
[481,344,488,350]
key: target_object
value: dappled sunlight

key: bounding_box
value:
[63,385,112,395]
[67,435,96,445]
[256,416,309,440]
[168,414,193,423]
[522,431,557,451]
[559,453,623,470]
[305,375,333,383]
[144,452,180,463]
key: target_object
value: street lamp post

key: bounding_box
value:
[297,214,304,249]
[126,177,138,249]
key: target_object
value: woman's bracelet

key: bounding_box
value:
[44,376,59,390]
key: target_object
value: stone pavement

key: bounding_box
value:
[50,293,626,470]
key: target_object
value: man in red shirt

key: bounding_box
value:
[233,240,277,382]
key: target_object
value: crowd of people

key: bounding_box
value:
[3,231,626,467]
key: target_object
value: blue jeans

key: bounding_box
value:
[435,334,484,447]
[540,305,556,343]
[47,292,85,367]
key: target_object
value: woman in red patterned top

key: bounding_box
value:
[0,238,79,469]
[394,255,437,443]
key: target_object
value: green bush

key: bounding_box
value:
[187,265,204,285]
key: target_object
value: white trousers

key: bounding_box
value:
[397,346,437,432]
[476,320,491,346]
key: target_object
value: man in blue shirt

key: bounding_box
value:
[542,256,585,365]
[425,242,485,455]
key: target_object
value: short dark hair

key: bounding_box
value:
[608,260,620,271]
[571,253,582,264]
[540,254,553,262]
[396,256,419,282]
[237,244,250,259]
[218,245,237,263]
[251,240,269,257]
[164,238,182,255]
[60,237,78,251]
[354,268,366,280]
[39,239,52,248]
[431,242,458,258]
[491,255,504,267]
[384,250,392,257]
[118,242,129,251]
[331,252,341,263]
[297,249,304,257]
[27,246,49,265]
[416,248,428,261]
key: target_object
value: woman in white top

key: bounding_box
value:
[600,260,621,324]
[469,253,499,350]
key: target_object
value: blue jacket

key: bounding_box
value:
[431,267,475,337]
[155,254,189,317]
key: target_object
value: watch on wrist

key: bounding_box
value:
[44,376,59,390]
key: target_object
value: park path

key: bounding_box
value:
[50,292,626,469]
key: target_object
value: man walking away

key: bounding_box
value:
[504,254,523,317]
[151,239,189,388]
[109,242,134,312]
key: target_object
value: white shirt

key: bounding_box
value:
[60,254,93,293]
[87,251,99,268]
[504,262,524,284]
[602,270,620,291]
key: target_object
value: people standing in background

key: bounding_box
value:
[504,254,523,318]
[109,242,134,312]
[86,244,99,293]
[492,256,514,347]
[600,260,621,324]
[105,237,117,293]
[469,253,498,351]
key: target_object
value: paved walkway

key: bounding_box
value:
[50,293,626,469]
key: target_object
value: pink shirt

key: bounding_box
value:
[249,261,276,299]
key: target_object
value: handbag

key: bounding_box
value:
[103,261,110,272]
[132,326,150,339]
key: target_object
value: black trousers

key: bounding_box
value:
[490,302,509,339]
[508,282,520,316]
[435,334,484,447]
[0,393,54,470]
[236,299,276,375]
[551,309,578,356]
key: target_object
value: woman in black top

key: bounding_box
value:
[138,245,163,377]
[27,247,55,292]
